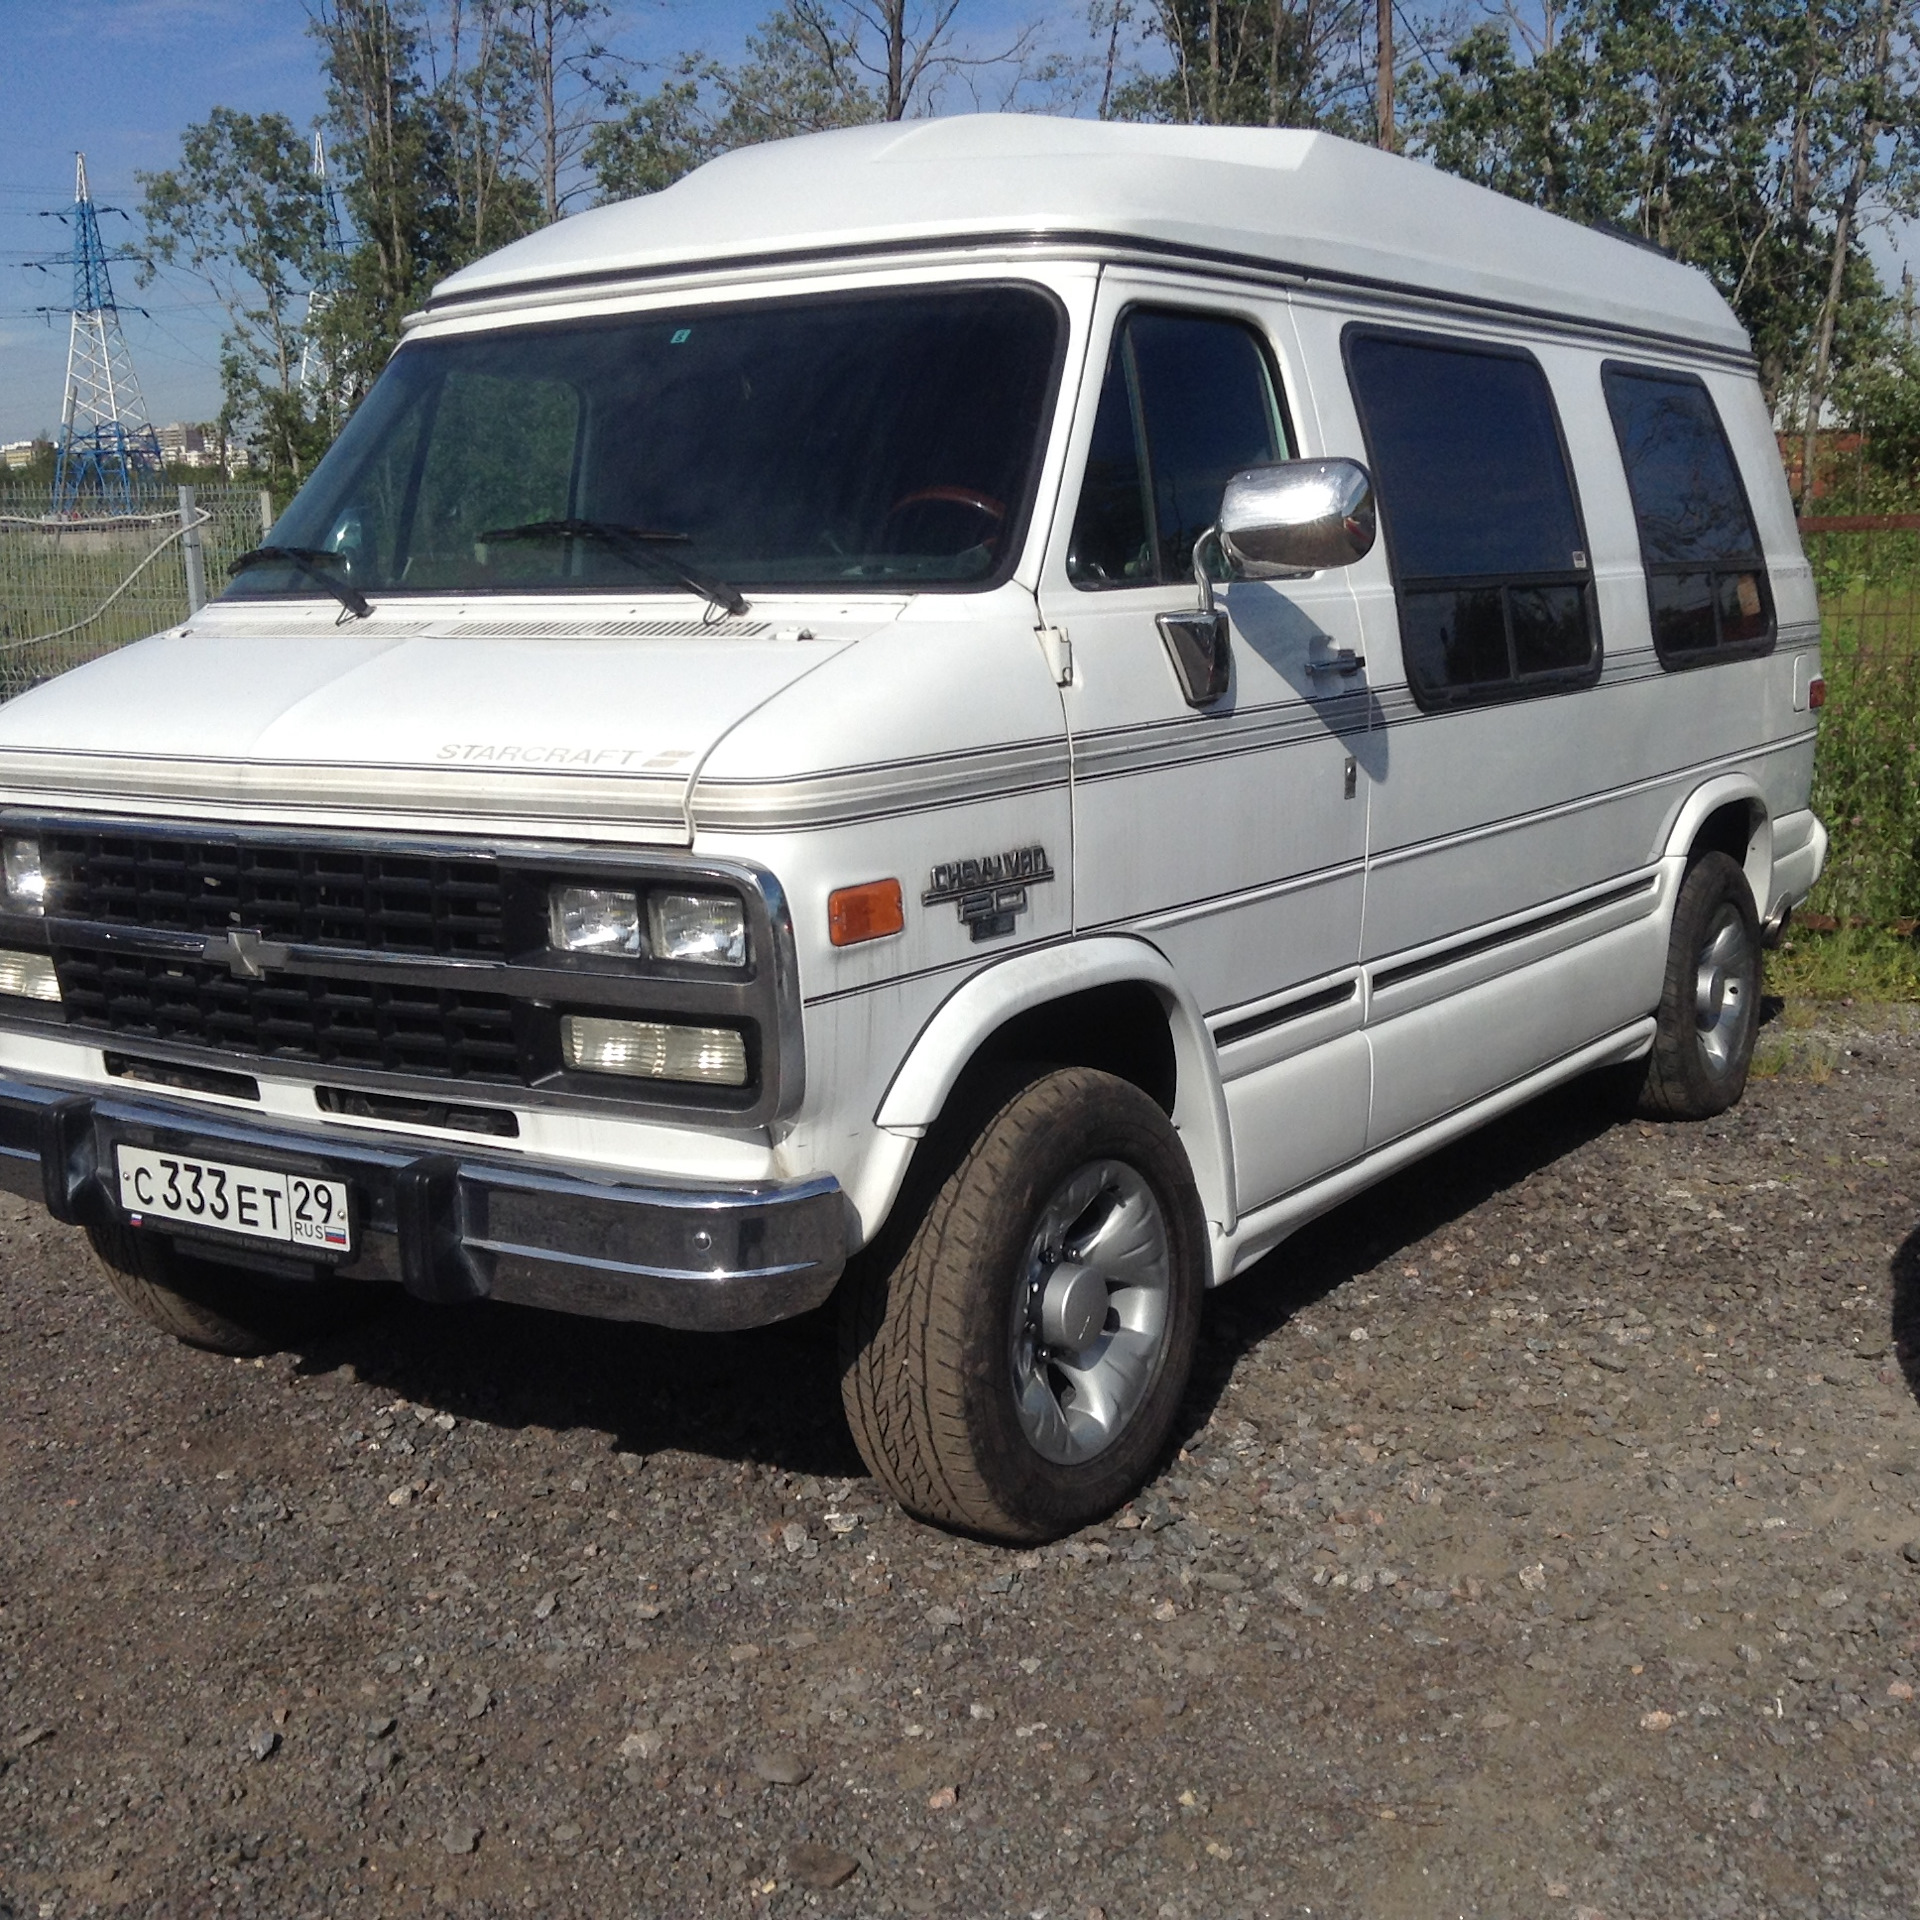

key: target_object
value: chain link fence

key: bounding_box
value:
[0,483,272,701]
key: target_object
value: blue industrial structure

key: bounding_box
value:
[40,154,164,517]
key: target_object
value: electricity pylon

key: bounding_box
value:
[37,154,164,517]
[298,131,351,423]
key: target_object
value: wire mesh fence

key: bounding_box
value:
[1798,513,1920,927]
[0,483,271,700]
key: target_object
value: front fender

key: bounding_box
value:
[871,934,1236,1240]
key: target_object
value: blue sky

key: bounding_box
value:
[0,0,783,441]
[2,1,1914,446]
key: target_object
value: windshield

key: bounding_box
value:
[232,285,1063,602]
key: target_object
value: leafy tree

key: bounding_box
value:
[432,0,545,255]
[1104,0,1375,131]
[137,109,333,486]
[1402,0,1920,446]
[308,0,466,393]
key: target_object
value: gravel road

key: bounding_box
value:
[4,1003,1920,1920]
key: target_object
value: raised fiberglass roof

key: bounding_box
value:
[427,115,1749,357]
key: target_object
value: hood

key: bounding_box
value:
[0,605,865,845]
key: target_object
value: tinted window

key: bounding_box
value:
[234,286,1062,600]
[1603,365,1773,663]
[1068,311,1288,589]
[1346,330,1599,707]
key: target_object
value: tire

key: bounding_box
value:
[1633,850,1762,1121]
[88,1220,381,1357]
[838,1066,1206,1543]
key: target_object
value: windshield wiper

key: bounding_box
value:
[479,518,749,618]
[228,546,372,620]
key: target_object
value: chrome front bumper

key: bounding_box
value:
[0,1076,849,1332]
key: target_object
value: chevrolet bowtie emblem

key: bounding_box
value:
[201,928,290,980]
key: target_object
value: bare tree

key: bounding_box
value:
[786,0,1044,120]
[510,0,622,221]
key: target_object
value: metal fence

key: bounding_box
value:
[0,483,271,701]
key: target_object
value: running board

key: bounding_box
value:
[1213,1016,1657,1284]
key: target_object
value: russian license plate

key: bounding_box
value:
[115,1144,353,1253]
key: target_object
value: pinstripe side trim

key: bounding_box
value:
[1367,729,1817,868]
[693,736,1071,831]
[1072,688,1371,785]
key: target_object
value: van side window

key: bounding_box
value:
[1344,329,1600,708]
[1601,364,1774,665]
[1067,311,1289,589]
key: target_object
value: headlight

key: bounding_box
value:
[550,886,642,955]
[562,1015,748,1086]
[648,891,747,967]
[547,884,747,967]
[3,837,46,914]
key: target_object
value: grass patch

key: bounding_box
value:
[1749,1029,1838,1082]
[1767,925,1920,1002]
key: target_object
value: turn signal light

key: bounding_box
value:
[1808,676,1827,710]
[0,950,59,1002]
[829,878,905,947]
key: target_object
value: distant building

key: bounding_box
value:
[156,422,214,468]
[1,439,52,471]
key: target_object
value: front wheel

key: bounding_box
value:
[89,1221,382,1357]
[838,1067,1206,1542]
[1633,851,1762,1120]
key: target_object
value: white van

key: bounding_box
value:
[0,118,1825,1540]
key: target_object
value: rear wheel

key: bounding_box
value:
[838,1067,1205,1542]
[88,1221,380,1357]
[1634,851,1762,1120]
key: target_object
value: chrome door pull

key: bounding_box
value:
[1308,648,1366,676]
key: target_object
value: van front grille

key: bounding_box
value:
[41,830,505,958]
[51,950,522,1084]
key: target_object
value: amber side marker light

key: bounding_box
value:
[1809,676,1827,710]
[829,878,905,947]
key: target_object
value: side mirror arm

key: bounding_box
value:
[1192,525,1222,618]
[1155,523,1231,708]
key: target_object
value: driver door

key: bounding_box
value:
[1035,278,1373,1221]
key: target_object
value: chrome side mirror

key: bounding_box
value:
[1154,458,1376,709]
[1218,458,1376,578]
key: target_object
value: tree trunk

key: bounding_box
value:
[1098,2,1125,119]
[1376,0,1393,150]
[1267,0,1280,125]
[887,0,907,118]
[1207,0,1221,124]
[1799,0,1893,509]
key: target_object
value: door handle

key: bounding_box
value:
[1308,648,1366,677]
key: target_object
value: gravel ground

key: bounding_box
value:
[4,1002,1920,1920]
